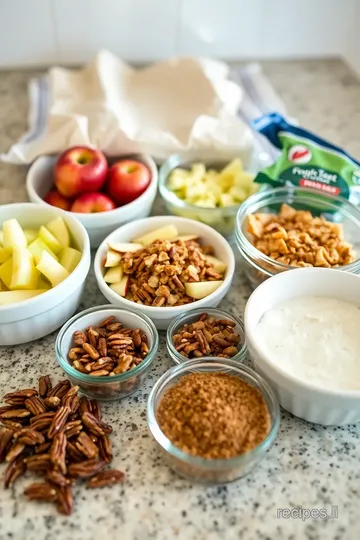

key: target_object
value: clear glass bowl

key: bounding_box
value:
[166,307,247,365]
[147,358,280,484]
[159,151,270,238]
[235,186,360,289]
[55,305,159,401]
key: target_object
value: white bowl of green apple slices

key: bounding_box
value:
[0,203,90,345]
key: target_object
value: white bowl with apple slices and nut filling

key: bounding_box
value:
[26,153,158,248]
[0,203,90,346]
[94,216,235,330]
[245,267,360,426]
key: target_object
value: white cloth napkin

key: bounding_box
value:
[2,51,287,165]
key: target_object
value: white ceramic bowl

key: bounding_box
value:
[244,267,360,426]
[0,203,91,346]
[94,216,235,330]
[26,154,158,248]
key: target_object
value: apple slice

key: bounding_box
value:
[46,217,70,248]
[176,234,199,242]
[0,258,13,289]
[104,265,124,284]
[205,255,227,274]
[0,247,10,264]
[60,247,82,273]
[3,219,27,252]
[185,280,223,300]
[107,241,142,253]
[39,226,62,254]
[105,249,122,267]
[36,251,69,287]
[23,229,38,245]
[0,289,47,305]
[28,238,59,265]
[11,247,39,290]
[110,276,130,297]
[37,276,51,290]
[133,225,178,246]
[0,230,3,245]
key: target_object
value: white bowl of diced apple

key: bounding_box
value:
[94,216,235,330]
[0,203,90,345]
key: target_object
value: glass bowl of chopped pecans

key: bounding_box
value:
[55,305,159,401]
[147,358,280,484]
[166,308,247,364]
[235,186,360,289]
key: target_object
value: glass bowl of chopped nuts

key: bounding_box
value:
[55,305,159,401]
[166,307,247,365]
[147,358,280,484]
[235,186,360,289]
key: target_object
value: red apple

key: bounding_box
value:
[44,189,72,211]
[106,159,151,206]
[71,192,116,213]
[54,146,108,198]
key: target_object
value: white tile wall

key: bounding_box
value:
[0,0,56,67]
[0,0,357,67]
[52,0,180,64]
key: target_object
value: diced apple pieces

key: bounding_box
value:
[23,229,38,244]
[60,247,82,273]
[0,258,13,289]
[0,247,10,264]
[108,242,142,253]
[36,251,69,287]
[110,276,130,297]
[134,225,178,246]
[28,238,59,265]
[185,280,223,300]
[205,255,227,274]
[11,247,39,290]
[0,289,47,305]
[105,249,122,267]
[39,226,63,254]
[104,265,124,284]
[3,219,27,253]
[46,217,70,248]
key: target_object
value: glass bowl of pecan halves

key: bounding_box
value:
[167,307,247,365]
[55,305,159,401]
[235,186,360,289]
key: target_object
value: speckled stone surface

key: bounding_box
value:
[0,60,360,540]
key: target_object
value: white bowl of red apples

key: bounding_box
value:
[26,146,158,247]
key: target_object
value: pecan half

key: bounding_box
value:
[15,428,45,446]
[48,380,71,400]
[56,486,73,515]
[5,443,25,462]
[46,469,72,487]
[47,407,70,439]
[81,412,112,437]
[63,420,82,439]
[0,428,13,463]
[98,436,112,463]
[24,482,57,502]
[87,469,125,488]
[25,396,46,416]
[67,459,105,479]
[0,409,30,419]
[50,432,67,474]
[4,454,27,488]
[44,396,61,409]
[75,432,99,459]
[38,375,52,398]
[25,453,52,472]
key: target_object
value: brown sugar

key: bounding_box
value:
[156,372,271,459]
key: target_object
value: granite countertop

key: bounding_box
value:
[0,60,360,540]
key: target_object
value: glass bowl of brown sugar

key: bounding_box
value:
[147,358,280,484]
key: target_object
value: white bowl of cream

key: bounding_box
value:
[245,268,360,425]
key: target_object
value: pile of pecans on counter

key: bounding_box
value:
[0,376,123,515]
[172,313,241,359]
[248,203,355,267]
[68,316,149,377]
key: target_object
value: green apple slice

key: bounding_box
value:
[0,289,46,305]
[107,242,142,253]
[0,247,10,264]
[36,251,69,287]
[104,265,124,284]
[46,217,70,248]
[185,280,223,300]
[11,247,39,290]
[39,226,63,254]
[28,238,59,265]
[3,219,27,252]
[23,229,38,244]
[204,255,227,274]
[176,234,199,242]
[0,258,13,289]
[133,225,178,246]
[60,247,82,273]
